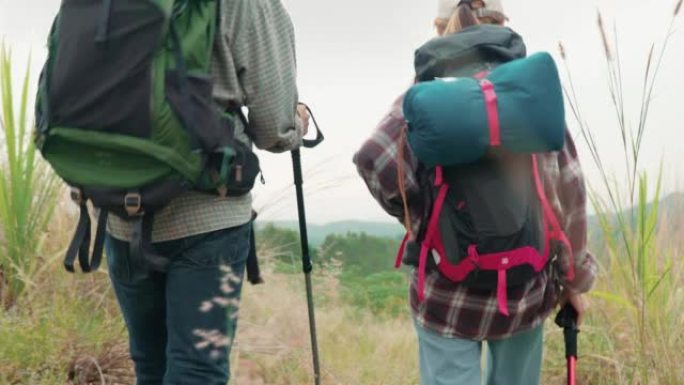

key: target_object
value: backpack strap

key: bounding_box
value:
[65,202,91,273]
[397,125,414,249]
[473,70,490,80]
[168,21,201,151]
[129,213,170,274]
[417,244,430,301]
[474,71,502,147]
[531,155,575,281]
[246,211,264,285]
[497,268,509,315]
[416,166,449,301]
[479,79,502,147]
[91,208,109,271]
[395,232,410,269]
[64,190,108,273]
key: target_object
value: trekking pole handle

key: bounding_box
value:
[555,303,579,359]
[298,103,324,149]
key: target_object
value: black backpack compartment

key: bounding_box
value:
[432,154,545,290]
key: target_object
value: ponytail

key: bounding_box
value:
[444,3,479,34]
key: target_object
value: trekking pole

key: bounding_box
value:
[292,104,324,385]
[555,303,579,385]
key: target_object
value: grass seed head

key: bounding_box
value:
[597,11,613,61]
[558,42,567,60]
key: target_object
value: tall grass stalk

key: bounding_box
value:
[559,2,682,383]
[0,43,60,310]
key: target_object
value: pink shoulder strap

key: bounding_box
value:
[531,155,575,281]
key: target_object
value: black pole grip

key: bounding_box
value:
[555,303,579,358]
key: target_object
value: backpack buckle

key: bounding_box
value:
[70,187,84,206]
[124,193,143,216]
[209,169,228,198]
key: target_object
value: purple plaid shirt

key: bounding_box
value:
[353,92,597,340]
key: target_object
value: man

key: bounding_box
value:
[104,1,309,384]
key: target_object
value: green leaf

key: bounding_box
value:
[0,42,59,309]
[590,291,637,313]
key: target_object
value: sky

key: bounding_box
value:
[1,0,683,224]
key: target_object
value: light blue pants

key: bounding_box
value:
[414,322,544,385]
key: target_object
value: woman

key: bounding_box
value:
[353,1,597,384]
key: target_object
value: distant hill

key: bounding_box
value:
[256,220,405,246]
[587,192,683,248]
[257,193,683,247]
[588,192,683,226]
[659,192,684,225]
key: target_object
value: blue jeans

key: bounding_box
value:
[106,223,251,385]
[415,322,544,385]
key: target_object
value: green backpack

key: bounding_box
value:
[34,0,259,273]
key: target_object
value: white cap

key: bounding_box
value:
[437,0,508,21]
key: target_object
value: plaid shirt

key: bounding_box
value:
[353,92,597,341]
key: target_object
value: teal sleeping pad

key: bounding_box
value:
[403,52,565,167]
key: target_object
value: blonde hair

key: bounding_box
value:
[434,2,505,36]
[446,3,480,34]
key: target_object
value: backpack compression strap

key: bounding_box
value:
[395,232,411,268]
[416,166,449,301]
[479,79,502,147]
[247,211,264,285]
[129,213,170,273]
[474,70,502,147]
[64,190,108,273]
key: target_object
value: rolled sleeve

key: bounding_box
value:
[214,0,303,152]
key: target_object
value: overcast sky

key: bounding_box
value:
[1,0,682,224]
